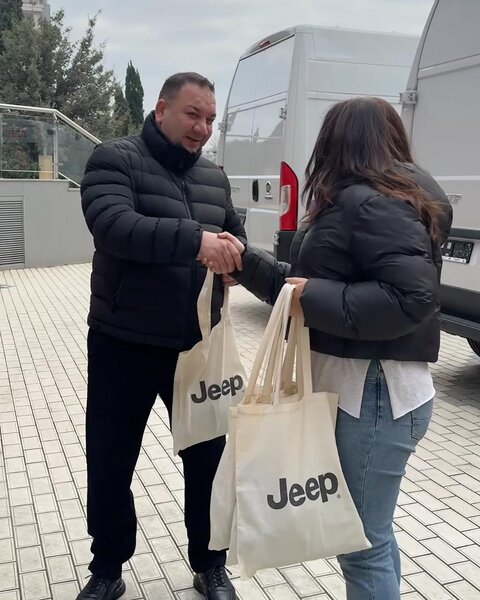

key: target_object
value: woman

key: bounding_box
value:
[219,97,452,599]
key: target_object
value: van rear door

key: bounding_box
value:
[219,35,295,251]
[219,104,254,226]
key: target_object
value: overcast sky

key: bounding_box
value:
[48,0,435,136]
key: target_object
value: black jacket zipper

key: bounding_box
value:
[180,178,199,348]
[180,179,192,219]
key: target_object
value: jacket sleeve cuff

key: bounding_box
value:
[300,278,356,338]
[176,221,203,261]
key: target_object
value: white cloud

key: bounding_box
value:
[49,0,434,127]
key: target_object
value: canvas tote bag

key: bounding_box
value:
[211,283,371,578]
[172,270,246,454]
[209,283,294,552]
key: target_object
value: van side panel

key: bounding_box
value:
[410,59,480,226]
[403,0,480,341]
[312,28,418,67]
[290,31,417,226]
[412,56,480,296]
[307,62,412,98]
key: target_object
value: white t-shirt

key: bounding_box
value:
[310,352,435,419]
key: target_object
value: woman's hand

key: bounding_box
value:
[285,277,308,317]
[221,274,239,287]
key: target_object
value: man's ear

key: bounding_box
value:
[155,98,167,124]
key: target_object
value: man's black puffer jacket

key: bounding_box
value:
[81,111,246,350]
[235,164,452,362]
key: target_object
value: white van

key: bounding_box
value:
[401,0,480,357]
[217,25,419,260]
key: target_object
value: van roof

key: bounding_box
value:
[241,24,418,59]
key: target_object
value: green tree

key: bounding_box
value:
[112,83,131,137]
[0,0,23,53]
[37,10,72,109]
[58,14,116,139]
[0,11,116,139]
[125,60,144,130]
[0,18,43,106]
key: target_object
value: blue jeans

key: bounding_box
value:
[335,360,433,600]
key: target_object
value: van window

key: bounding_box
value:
[223,100,285,175]
[251,101,285,174]
[223,107,255,173]
[228,36,295,107]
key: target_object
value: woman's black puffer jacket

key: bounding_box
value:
[235,164,452,362]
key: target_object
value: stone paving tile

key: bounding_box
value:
[0,263,479,598]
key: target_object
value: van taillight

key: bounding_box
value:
[279,161,298,231]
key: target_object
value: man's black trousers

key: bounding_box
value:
[86,329,226,579]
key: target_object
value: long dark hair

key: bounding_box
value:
[303,97,442,240]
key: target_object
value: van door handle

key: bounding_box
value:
[252,179,259,202]
[264,180,273,200]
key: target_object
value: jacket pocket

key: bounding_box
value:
[111,271,126,313]
[411,399,433,441]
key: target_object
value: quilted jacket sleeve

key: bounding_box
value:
[300,196,439,340]
[233,246,291,305]
[81,143,202,263]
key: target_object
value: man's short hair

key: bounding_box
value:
[158,72,215,100]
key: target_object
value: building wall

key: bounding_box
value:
[0,179,94,269]
[22,1,51,23]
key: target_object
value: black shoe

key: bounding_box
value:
[76,575,126,600]
[193,566,236,600]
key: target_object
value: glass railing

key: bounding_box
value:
[0,104,100,187]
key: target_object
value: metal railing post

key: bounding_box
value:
[53,113,59,179]
[0,113,3,179]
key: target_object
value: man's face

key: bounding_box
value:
[155,83,216,153]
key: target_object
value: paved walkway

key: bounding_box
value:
[0,264,479,600]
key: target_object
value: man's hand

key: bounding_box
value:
[197,231,242,274]
[285,277,308,318]
[217,231,245,254]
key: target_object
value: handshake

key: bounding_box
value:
[196,230,306,315]
[197,231,244,275]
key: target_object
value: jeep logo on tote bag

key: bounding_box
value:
[172,270,246,454]
[191,375,245,403]
[267,473,339,509]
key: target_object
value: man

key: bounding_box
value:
[77,72,245,600]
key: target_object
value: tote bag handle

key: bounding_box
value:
[243,284,295,405]
[196,270,230,341]
[279,315,313,400]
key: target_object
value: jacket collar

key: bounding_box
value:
[141,111,201,174]
[340,162,414,188]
